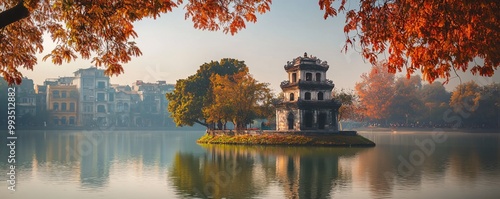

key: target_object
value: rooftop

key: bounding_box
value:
[284,52,330,71]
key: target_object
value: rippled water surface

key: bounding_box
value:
[1,129,499,199]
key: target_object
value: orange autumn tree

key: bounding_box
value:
[204,69,273,130]
[355,62,395,122]
[334,0,500,83]
[0,0,271,84]
[1,0,498,84]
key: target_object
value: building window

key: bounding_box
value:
[304,111,313,128]
[290,93,295,101]
[109,93,114,102]
[52,90,60,98]
[306,73,312,81]
[316,73,321,82]
[287,112,294,130]
[61,103,67,111]
[318,92,324,100]
[304,92,311,100]
[97,93,105,102]
[69,117,75,125]
[69,103,75,112]
[292,73,297,83]
[97,105,106,113]
[61,116,67,125]
[61,91,67,98]
[117,102,123,112]
[97,81,105,89]
[53,102,59,111]
[124,103,129,111]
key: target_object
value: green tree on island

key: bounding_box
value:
[166,58,273,130]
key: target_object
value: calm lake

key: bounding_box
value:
[1,129,499,199]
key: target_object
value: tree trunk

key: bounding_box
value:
[194,120,209,129]
[0,1,30,29]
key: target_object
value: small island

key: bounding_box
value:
[197,131,375,147]
[193,53,375,147]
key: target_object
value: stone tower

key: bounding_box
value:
[276,53,341,132]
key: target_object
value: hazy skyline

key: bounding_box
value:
[19,1,499,92]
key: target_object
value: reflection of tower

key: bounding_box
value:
[276,52,341,132]
[276,155,301,199]
[275,154,340,199]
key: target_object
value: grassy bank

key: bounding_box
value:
[197,133,375,147]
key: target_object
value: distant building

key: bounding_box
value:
[46,84,79,126]
[34,84,50,126]
[16,78,37,125]
[275,53,341,132]
[110,84,133,127]
[131,80,174,127]
[72,67,112,126]
[34,67,176,128]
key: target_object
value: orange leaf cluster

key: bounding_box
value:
[355,62,396,120]
[333,0,500,83]
[1,0,183,84]
[2,0,498,85]
[184,0,271,35]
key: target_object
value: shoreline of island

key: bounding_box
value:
[197,130,376,147]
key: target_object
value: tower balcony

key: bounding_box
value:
[277,98,341,109]
[280,79,335,90]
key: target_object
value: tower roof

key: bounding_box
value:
[284,52,329,72]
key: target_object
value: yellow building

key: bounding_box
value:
[47,85,79,126]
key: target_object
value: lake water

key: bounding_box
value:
[1,129,499,199]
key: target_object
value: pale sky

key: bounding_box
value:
[19,1,500,92]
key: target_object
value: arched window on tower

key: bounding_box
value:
[292,73,297,83]
[316,73,321,82]
[318,92,324,100]
[306,73,312,81]
[290,93,295,101]
[305,92,311,100]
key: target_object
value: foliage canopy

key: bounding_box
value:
[0,0,271,84]
[166,58,273,129]
[1,0,498,84]
[166,58,247,127]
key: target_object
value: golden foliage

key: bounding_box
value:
[355,62,395,120]
[205,69,273,130]
[0,0,271,84]
[1,0,498,85]
[324,0,500,83]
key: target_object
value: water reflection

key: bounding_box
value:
[0,130,499,198]
[169,145,367,198]
[355,131,500,199]
[0,130,203,192]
